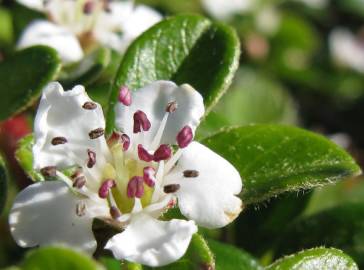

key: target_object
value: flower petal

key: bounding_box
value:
[95,2,161,53]
[164,142,243,229]
[105,214,197,267]
[201,0,254,20]
[9,181,99,254]
[115,81,204,149]
[33,82,110,188]
[17,20,83,63]
[16,0,45,11]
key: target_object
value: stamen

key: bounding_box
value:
[183,170,199,178]
[165,101,178,113]
[76,202,86,217]
[127,176,144,198]
[150,101,178,149]
[72,171,87,188]
[40,166,56,177]
[89,128,104,139]
[121,134,131,151]
[133,110,151,133]
[176,125,193,148]
[143,166,156,187]
[107,131,130,151]
[138,144,154,162]
[83,0,95,14]
[51,136,67,145]
[118,86,132,106]
[98,179,116,199]
[82,101,97,110]
[164,184,180,193]
[110,206,121,219]
[153,144,172,162]
[87,149,96,168]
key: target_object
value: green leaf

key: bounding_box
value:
[106,14,240,133]
[15,134,44,182]
[267,248,358,270]
[208,240,263,270]
[275,202,364,268]
[202,125,361,204]
[0,7,14,47]
[0,46,61,120]
[60,47,111,88]
[0,155,7,215]
[21,246,104,270]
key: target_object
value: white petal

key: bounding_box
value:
[17,20,83,63]
[115,81,204,149]
[329,28,364,74]
[164,142,243,229]
[33,82,110,188]
[201,0,254,20]
[95,2,161,53]
[105,214,197,267]
[9,181,98,254]
[16,0,45,11]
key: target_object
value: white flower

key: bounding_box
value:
[329,28,364,74]
[201,0,254,20]
[16,0,162,63]
[9,81,243,267]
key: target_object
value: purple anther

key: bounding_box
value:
[133,110,151,133]
[176,125,193,148]
[153,144,172,162]
[98,179,116,199]
[127,176,144,198]
[143,166,156,187]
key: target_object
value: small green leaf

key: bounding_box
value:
[268,248,358,270]
[15,134,44,182]
[202,125,361,204]
[0,45,61,120]
[208,240,263,270]
[60,47,111,88]
[275,202,364,268]
[107,14,240,133]
[21,246,104,270]
[0,155,8,215]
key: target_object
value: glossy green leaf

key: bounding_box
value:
[60,47,111,88]
[0,46,61,120]
[0,155,7,215]
[15,134,44,182]
[268,248,358,270]
[275,202,364,268]
[208,240,262,270]
[202,125,361,204]
[21,246,104,270]
[107,14,240,133]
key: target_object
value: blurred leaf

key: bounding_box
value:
[235,192,311,256]
[11,2,45,40]
[208,240,263,270]
[21,246,104,270]
[0,7,14,47]
[202,125,361,204]
[107,14,240,133]
[136,0,203,14]
[335,0,364,18]
[268,248,358,270]
[304,177,364,216]
[0,155,7,215]
[275,202,364,267]
[196,68,298,139]
[87,83,112,109]
[99,257,121,270]
[15,134,44,182]
[60,47,111,88]
[0,45,61,120]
